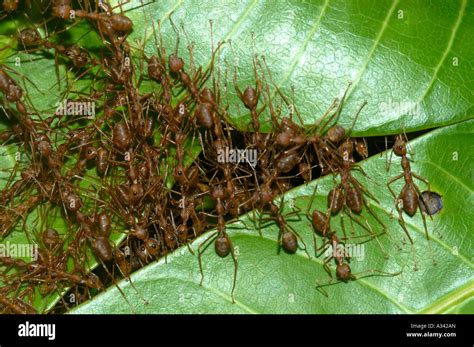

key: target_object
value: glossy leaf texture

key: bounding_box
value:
[125,0,474,136]
[71,120,474,314]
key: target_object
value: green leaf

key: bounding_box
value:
[70,120,474,314]
[124,0,474,136]
[2,0,473,314]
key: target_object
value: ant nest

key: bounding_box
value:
[0,0,440,313]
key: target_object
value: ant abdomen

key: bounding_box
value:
[169,54,184,73]
[110,14,133,32]
[312,210,329,237]
[327,125,345,144]
[275,150,300,173]
[129,183,144,204]
[37,140,52,157]
[97,212,111,237]
[113,122,132,151]
[214,234,231,258]
[242,86,258,109]
[345,186,362,214]
[96,148,109,176]
[327,186,344,213]
[93,236,113,262]
[399,184,418,216]
[195,103,214,129]
[282,231,298,254]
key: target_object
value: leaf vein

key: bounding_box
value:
[415,0,467,106]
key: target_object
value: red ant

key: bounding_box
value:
[387,134,436,269]
[198,185,238,302]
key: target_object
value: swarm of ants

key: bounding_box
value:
[0,0,442,313]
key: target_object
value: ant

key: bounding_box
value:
[387,134,436,269]
[308,209,402,296]
[198,184,238,302]
[250,182,310,256]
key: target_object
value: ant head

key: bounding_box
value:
[173,164,185,179]
[169,54,184,73]
[3,0,18,12]
[355,139,368,159]
[137,244,148,263]
[177,224,188,242]
[393,136,406,157]
[84,146,97,160]
[148,55,164,79]
[86,273,103,290]
[42,227,61,251]
[129,183,144,203]
[338,139,354,156]
[336,263,352,282]
[275,130,292,147]
[52,1,72,19]
[211,185,225,200]
[145,238,160,256]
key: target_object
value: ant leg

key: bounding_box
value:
[352,268,403,280]
[276,225,283,255]
[320,254,333,277]
[410,184,437,266]
[340,210,349,239]
[314,278,330,297]
[412,174,435,223]
[387,174,404,218]
[350,175,380,204]
[356,201,390,259]
[228,242,238,303]
[197,231,218,286]
[419,206,437,266]
[395,200,418,271]
[412,173,430,188]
